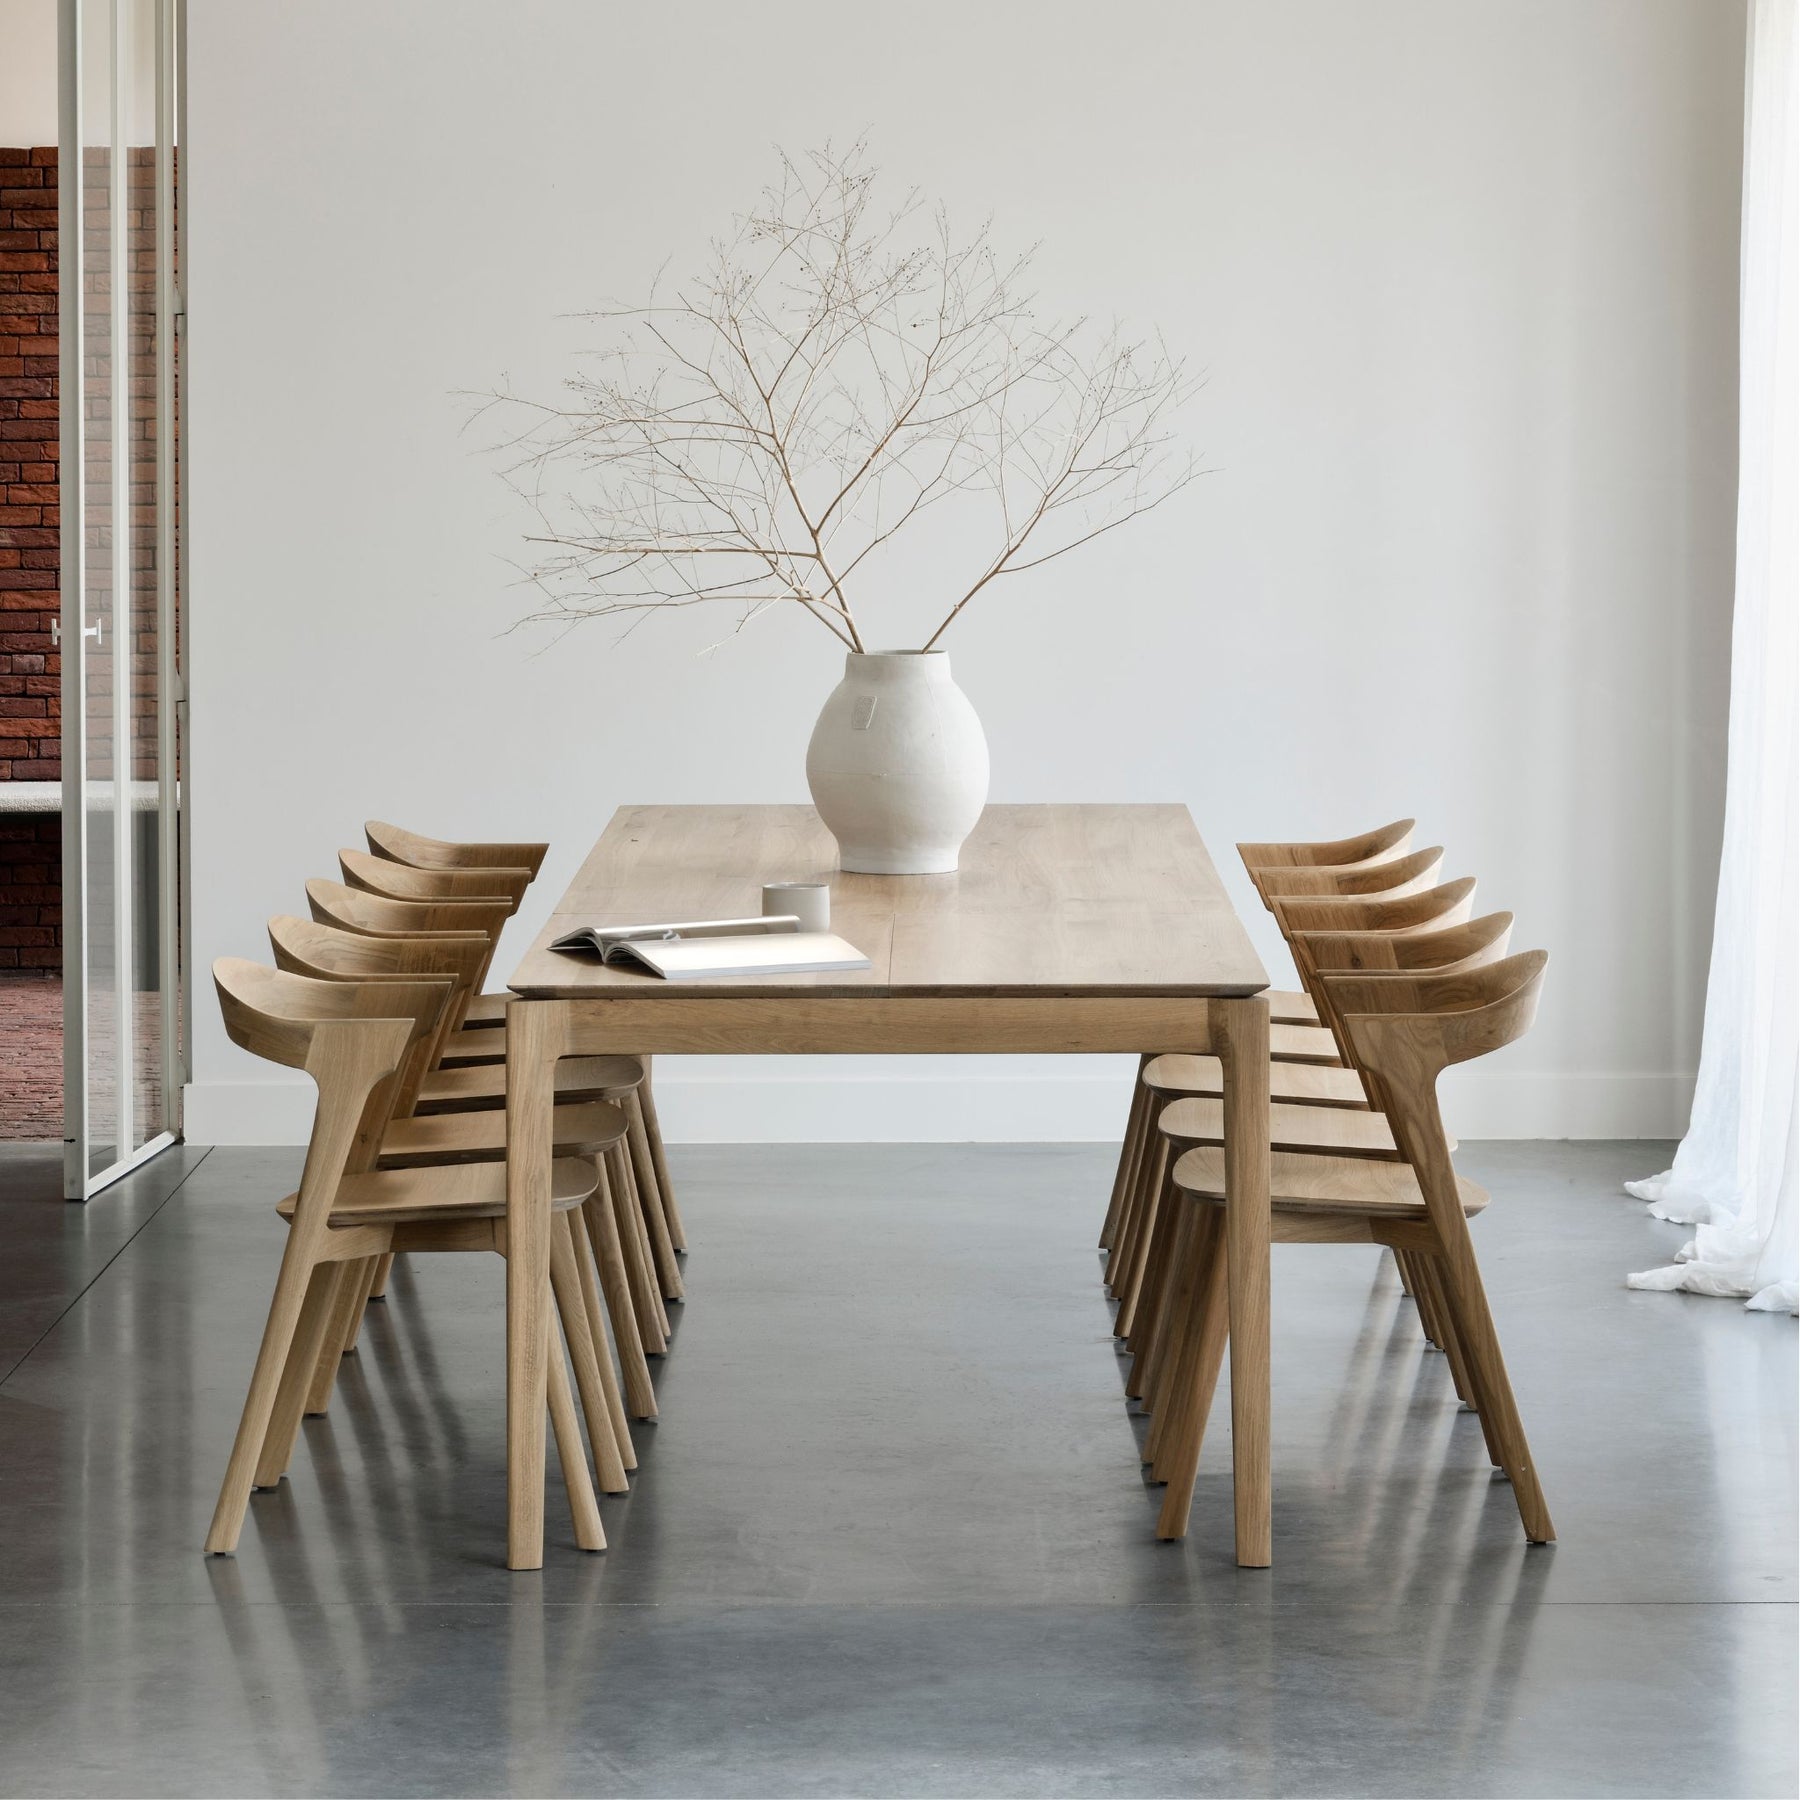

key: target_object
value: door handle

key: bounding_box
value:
[50,617,103,648]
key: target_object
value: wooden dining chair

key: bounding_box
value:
[340,833,684,1332]
[270,913,672,1420]
[1103,875,1478,1320]
[256,929,644,1454]
[331,906,669,1264]
[361,824,687,1272]
[1121,914,1516,1395]
[1143,950,1555,1545]
[1102,858,1461,1293]
[304,884,676,1325]
[1103,874,1487,1335]
[204,959,624,1556]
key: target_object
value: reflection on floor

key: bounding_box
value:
[0,1139,1793,1798]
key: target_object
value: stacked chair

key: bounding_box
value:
[1099,821,1554,1548]
[204,823,685,1557]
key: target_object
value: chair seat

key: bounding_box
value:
[1154,1096,1456,1158]
[439,1027,505,1067]
[463,993,508,1028]
[1156,1096,1402,1158]
[415,1054,644,1113]
[1270,1022,1339,1065]
[1268,988,1317,1025]
[278,1156,598,1227]
[1143,1053,1369,1108]
[1171,1145,1489,1218]
[378,1100,627,1168]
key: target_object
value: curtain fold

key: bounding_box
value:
[1626,0,1798,1316]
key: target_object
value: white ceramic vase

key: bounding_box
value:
[805,650,989,874]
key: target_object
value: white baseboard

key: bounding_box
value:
[183,1064,1694,1147]
[1433,1068,1693,1140]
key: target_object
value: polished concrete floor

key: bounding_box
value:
[0,1138,1793,1798]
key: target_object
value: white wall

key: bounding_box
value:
[0,1,55,144]
[182,0,1744,1145]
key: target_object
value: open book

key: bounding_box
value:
[549,914,872,981]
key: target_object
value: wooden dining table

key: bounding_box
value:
[503,803,1273,1570]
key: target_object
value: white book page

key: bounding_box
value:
[609,931,870,980]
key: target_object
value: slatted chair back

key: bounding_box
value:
[339,848,534,910]
[1252,845,1444,902]
[365,818,550,879]
[1237,819,1414,871]
[213,958,452,1224]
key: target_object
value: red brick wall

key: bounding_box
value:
[0,146,60,971]
[0,146,58,779]
[0,814,58,970]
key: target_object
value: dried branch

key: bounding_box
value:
[480,139,1199,651]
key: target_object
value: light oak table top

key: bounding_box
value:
[509,804,1270,999]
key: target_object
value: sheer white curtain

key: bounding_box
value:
[1626,0,1798,1315]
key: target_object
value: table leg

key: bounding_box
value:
[1219,994,1272,1567]
[505,998,562,1570]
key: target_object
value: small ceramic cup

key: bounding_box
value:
[762,882,830,934]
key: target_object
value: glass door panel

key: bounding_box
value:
[60,0,181,1199]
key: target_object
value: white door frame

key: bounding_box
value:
[58,0,185,1200]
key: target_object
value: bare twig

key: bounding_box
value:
[482,140,1198,652]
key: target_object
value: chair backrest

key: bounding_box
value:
[1291,911,1513,975]
[214,956,451,1068]
[1284,911,1514,1104]
[1316,950,1549,1228]
[1323,949,1547,1076]
[269,914,490,1075]
[339,847,533,910]
[1270,877,1477,938]
[307,878,510,943]
[365,818,550,879]
[214,958,452,1224]
[1252,845,1444,902]
[307,879,513,1003]
[269,913,489,984]
[1237,818,1414,871]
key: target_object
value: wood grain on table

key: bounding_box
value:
[509,805,1269,999]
